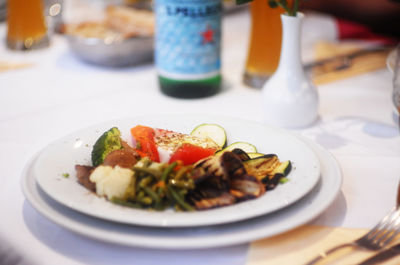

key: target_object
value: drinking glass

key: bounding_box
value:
[243,0,287,88]
[6,0,49,50]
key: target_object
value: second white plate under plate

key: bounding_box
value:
[21,136,342,249]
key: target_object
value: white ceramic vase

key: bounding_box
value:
[261,13,319,128]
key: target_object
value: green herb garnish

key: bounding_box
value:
[279,177,289,184]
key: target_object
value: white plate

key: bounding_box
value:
[33,115,321,227]
[21,136,341,249]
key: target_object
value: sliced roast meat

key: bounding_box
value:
[265,173,285,191]
[191,192,236,210]
[230,174,265,201]
[75,165,96,192]
[191,156,229,190]
[231,148,251,161]
[103,149,138,168]
[220,151,247,179]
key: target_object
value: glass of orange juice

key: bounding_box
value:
[6,0,49,50]
[243,0,288,88]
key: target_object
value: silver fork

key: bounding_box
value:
[306,181,400,265]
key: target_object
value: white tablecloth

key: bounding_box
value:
[0,8,399,265]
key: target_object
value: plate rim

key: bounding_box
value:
[32,114,321,227]
[21,135,342,249]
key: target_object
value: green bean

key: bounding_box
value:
[158,203,168,211]
[173,180,195,189]
[139,196,153,205]
[156,185,165,196]
[168,185,194,211]
[124,186,135,200]
[178,189,188,197]
[141,158,152,167]
[133,167,162,179]
[145,186,165,210]
[123,175,137,200]
[162,161,177,181]
[112,159,198,211]
[174,167,189,180]
[174,204,183,212]
[111,197,142,208]
[137,190,145,200]
[143,186,161,204]
[169,178,195,189]
[139,176,153,188]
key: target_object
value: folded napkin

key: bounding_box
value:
[247,225,400,265]
[311,41,392,85]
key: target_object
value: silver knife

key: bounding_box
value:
[357,243,400,265]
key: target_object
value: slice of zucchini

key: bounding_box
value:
[222,142,257,153]
[243,154,279,182]
[265,160,292,190]
[191,123,227,148]
[247,152,265,159]
[271,160,292,176]
[231,148,251,161]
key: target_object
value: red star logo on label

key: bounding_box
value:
[201,25,214,44]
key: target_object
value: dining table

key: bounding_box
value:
[1,5,400,265]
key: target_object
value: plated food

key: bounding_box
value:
[75,124,292,212]
[33,115,320,227]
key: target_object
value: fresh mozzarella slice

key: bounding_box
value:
[131,126,220,163]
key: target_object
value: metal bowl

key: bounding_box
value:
[66,34,154,67]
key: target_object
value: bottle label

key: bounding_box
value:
[155,0,222,80]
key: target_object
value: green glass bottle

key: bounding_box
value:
[155,0,222,98]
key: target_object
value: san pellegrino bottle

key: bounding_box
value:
[155,0,222,98]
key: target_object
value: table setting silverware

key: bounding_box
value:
[305,179,400,265]
[354,180,400,265]
[355,242,400,265]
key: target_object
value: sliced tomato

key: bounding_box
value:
[168,143,216,165]
[130,125,160,162]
